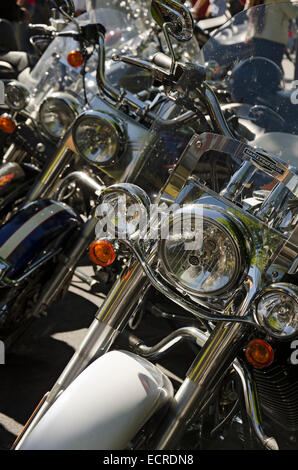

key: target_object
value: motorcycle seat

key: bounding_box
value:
[0,60,17,79]
[0,19,18,53]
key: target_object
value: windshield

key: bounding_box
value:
[198,2,298,166]
[24,1,155,113]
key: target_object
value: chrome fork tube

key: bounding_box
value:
[2,143,26,164]
[26,131,75,203]
[30,217,99,318]
[152,320,248,450]
[14,252,154,449]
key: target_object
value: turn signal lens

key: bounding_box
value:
[0,115,16,134]
[67,50,83,68]
[89,240,116,267]
[245,339,274,369]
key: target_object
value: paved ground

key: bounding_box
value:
[0,264,104,450]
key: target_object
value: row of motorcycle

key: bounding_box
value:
[0,0,297,451]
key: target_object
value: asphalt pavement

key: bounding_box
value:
[0,264,104,450]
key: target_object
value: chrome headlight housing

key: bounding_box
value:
[72,110,124,167]
[159,205,249,297]
[256,283,298,339]
[96,183,151,239]
[5,80,30,111]
[39,92,80,139]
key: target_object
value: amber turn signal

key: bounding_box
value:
[89,240,116,267]
[0,115,16,134]
[245,339,274,369]
[67,50,83,68]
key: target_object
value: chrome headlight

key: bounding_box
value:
[39,92,79,139]
[159,205,249,297]
[72,111,124,167]
[95,183,151,239]
[5,80,30,111]
[256,283,298,339]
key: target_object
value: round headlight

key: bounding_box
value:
[160,205,248,297]
[96,184,151,240]
[73,111,123,167]
[39,93,79,139]
[256,284,298,339]
[5,81,30,111]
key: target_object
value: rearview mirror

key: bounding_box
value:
[151,0,193,42]
[54,0,75,17]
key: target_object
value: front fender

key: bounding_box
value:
[18,351,173,450]
[0,199,81,281]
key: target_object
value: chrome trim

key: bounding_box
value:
[152,319,249,449]
[159,204,250,297]
[233,359,279,450]
[26,136,75,203]
[131,326,209,360]
[56,170,104,200]
[254,283,298,339]
[39,91,81,139]
[72,109,125,167]
[204,83,236,139]
[122,239,256,324]
[272,223,298,275]
[2,143,27,164]
[29,217,98,318]
[130,325,279,450]
[5,80,30,112]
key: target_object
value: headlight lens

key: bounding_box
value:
[39,95,77,138]
[257,284,298,338]
[160,205,247,296]
[5,81,30,111]
[73,111,122,166]
[95,184,151,239]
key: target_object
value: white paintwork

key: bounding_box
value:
[19,351,173,450]
[251,132,298,169]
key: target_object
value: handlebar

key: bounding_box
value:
[28,23,54,33]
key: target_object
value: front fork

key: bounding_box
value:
[13,259,273,450]
[25,130,75,203]
[13,256,150,449]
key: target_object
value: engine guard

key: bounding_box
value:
[0,199,81,282]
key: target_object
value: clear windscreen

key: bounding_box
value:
[198,2,298,167]
[24,1,156,113]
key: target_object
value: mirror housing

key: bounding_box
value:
[151,0,193,41]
